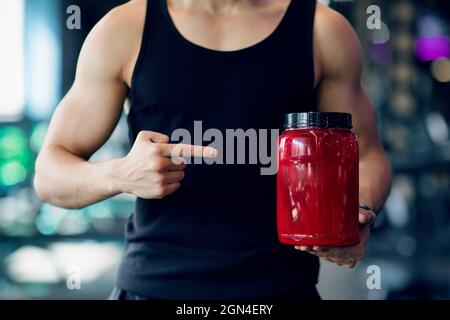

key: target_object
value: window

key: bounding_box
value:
[0,0,25,119]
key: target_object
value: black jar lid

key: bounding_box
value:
[284,112,352,130]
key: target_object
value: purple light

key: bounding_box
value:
[415,36,450,61]
[369,43,392,65]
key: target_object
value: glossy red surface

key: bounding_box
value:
[277,128,359,246]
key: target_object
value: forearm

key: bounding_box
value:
[34,145,124,209]
[359,147,392,214]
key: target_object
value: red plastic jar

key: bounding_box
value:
[277,112,359,246]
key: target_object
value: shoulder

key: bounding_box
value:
[101,0,147,26]
[89,0,147,48]
[313,2,363,80]
[77,0,148,81]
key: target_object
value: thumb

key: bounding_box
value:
[136,131,170,144]
[359,209,377,225]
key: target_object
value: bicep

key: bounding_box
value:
[43,11,128,159]
[317,80,382,156]
[46,85,126,159]
[315,7,382,156]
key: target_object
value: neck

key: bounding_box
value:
[171,0,254,14]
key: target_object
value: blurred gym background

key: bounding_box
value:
[0,0,448,299]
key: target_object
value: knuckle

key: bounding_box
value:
[153,182,180,199]
[150,159,166,170]
[154,186,166,198]
[137,131,151,142]
[171,157,185,166]
[160,185,171,196]
[149,144,163,155]
[147,144,157,154]
[160,134,170,142]
[153,173,165,184]
[149,161,159,170]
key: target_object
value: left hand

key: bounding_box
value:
[294,208,377,268]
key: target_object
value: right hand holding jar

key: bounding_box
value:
[277,112,359,246]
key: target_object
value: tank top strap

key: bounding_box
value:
[274,0,317,106]
[275,0,317,52]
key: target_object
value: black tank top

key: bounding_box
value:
[117,0,319,299]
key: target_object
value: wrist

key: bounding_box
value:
[96,157,129,196]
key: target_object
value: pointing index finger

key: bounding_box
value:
[161,144,218,158]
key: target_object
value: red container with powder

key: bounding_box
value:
[277,112,359,246]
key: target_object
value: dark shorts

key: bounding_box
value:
[108,286,321,300]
